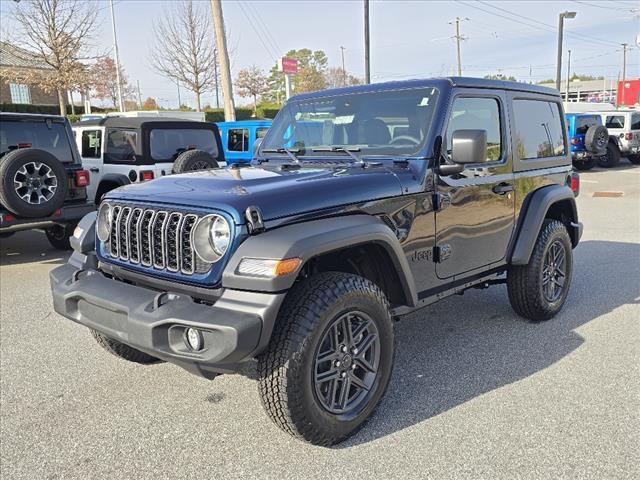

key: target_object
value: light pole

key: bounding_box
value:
[555,11,576,91]
[364,0,370,84]
[109,0,125,112]
[565,49,571,101]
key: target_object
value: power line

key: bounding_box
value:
[243,1,282,55]
[571,0,639,12]
[474,0,622,47]
[236,1,278,61]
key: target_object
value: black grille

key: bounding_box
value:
[106,205,209,276]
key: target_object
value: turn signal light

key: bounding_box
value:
[570,137,580,146]
[237,257,301,278]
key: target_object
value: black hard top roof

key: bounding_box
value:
[0,112,67,122]
[75,116,211,128]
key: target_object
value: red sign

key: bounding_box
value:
[279,57,298,75]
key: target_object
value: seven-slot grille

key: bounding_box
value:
[106,204,206,275]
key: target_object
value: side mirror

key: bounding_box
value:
[451,129,488,165]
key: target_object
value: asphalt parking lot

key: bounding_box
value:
[1,164,639,479]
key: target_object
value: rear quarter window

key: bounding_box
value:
[512,100,566,159]
[631,113,640,130]
[0,120,74,162]
[105,129,137,162]
[150,128,219,161]
[604,115,625,129]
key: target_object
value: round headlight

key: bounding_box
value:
[210,216,230,256]
[96,203,113,242]
[192,214,231,263]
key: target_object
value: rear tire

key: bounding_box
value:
[172,149,219,173]
[572,157,595,170]
[45,223,75,250]
[598,143,621,168]
[257,272,394,446]
[91,330,160,364]
[507,219,573,322]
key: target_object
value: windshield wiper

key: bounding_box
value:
[262,147,301,164]
[311,146,366,166]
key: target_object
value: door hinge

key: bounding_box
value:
[433,244,452,263]
[432,192,451,212]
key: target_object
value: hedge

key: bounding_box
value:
[204,107,255,123]
[1,103,106,116]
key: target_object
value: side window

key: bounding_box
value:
[105,129,137,162]
[446,97,502,162]
[228,128,249,152]
[575,116,597,135]
[605,116,625,129]
[512,100,566,159]
[81,130,102,158]
[631,114,640,130]
[256,128,269,139]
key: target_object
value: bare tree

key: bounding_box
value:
[325,67,363,89]
[92,57,136,108]
[235,66,267,116]
[150,0,219,112]
[4,0,97,115]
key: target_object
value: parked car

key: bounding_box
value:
[216,120,271,164]
[72,117,225,204]
[596,110,640,165]
[51,77,582,446]
[0,113,92,249]
[565,113,610,170]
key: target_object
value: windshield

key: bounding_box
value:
[261,87,440,157]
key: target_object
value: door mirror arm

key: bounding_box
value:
[433,134,464,177]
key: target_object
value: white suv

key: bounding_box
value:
[73,117,225,204]
[597,110,640,165]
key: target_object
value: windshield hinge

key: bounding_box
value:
[245,206,265,234]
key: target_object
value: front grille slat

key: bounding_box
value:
[105,204,213,276]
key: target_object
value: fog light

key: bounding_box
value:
[185,328,203,351]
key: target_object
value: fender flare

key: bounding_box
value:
[95,174,131,203]
[222,214,417,306]
[509,184,579,265]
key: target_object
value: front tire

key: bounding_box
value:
[257,272,394,446]
[91,330,159,364]
[507,219,573,321]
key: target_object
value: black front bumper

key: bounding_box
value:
[1,202,95,233]
[50,263,285,378]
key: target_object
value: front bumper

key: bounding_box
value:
[50,262,285,378]
[1,202,95,233]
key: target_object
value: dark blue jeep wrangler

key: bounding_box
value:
[50,78,582,446]
[565,113,609,170]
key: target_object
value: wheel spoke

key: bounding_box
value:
[355,357,376,374]
[316,368,339,384]
[316,349,338,364]
[351,317,371,341]
[341,315,353,346]
[355,333,377,357]
[337,377,351,409]
[348,372,369,392]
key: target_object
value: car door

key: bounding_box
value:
[77,127,103,204]
[435,90,515,279]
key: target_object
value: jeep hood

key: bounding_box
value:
[105,164,404,224]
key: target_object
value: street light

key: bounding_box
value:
[556,11,576,91]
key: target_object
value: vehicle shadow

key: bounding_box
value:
[339,240,640,448]
[0,230,70,267]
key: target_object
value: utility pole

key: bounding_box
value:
[210,0,235,121]
[565,49,571,101]
[214,58,220,108]
[136,80,142,109]
[109,0,125,112]
[555,11,576,91]
[340,46,347,86]
[364,0,370,84]
[621,43,628,81]
[176,80,182,108]
[449,17,468,76]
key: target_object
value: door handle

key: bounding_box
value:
[89,168,99,173]
[492,183,514,195]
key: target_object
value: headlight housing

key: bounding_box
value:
[96,203,113,242]
[192,214,231,263]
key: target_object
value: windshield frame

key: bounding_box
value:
[258,85,442,161]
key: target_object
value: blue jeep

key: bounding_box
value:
[51,78,582,446]
[565,113,609,170]
[216,120,271,165]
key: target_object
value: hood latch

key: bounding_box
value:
[245,206,265,234]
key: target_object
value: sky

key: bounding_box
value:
[1,0,639,109]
